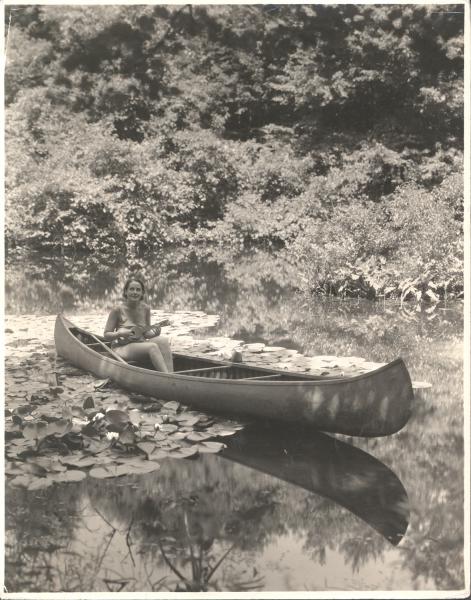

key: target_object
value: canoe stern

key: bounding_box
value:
[299,359,414,436]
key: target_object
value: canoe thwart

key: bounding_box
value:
[174,365,230,375]
[241,374,282,380]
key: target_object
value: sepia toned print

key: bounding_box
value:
[3,3,467,597]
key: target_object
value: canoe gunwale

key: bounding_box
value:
[59,314,405,387]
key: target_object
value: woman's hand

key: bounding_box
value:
[144,325,161,339]
[116,327,134,339]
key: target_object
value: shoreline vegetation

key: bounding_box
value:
[5,5,464,302]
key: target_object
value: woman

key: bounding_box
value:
[104,277,173,372]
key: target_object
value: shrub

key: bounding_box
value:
[5,173,122,257]
[292,174,463,299]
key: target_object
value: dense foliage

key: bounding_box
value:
[5,4,464,299]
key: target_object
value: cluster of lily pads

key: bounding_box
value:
[5,354,245,490]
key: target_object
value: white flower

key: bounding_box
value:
[154,423,162,431]
[106,431,119,441]
[92,412,105,422]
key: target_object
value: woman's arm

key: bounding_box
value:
[145,305,151,327]
[104,308,131,342]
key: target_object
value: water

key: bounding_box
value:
[4,250,465,593]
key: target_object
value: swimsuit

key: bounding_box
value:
[112,304,148,347]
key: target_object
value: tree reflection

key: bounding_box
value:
[4,484,82,592]
[79,424,410,591]
[154,514,264,592]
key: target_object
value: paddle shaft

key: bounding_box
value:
[89,333,128,364]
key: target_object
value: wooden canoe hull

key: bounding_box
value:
[54,314,413,437]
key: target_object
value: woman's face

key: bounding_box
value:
[125,280,144,301]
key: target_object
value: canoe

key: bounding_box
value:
[222,423,409,545]
[54,314,414,437]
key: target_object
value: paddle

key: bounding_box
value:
[89,333,128,364]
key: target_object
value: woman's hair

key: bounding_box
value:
[123,276,146,300]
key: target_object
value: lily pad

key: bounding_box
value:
[105,409,130,426]
[47,418,73,436]
[10,475,34,488]
[126,460,161,474]
[174,415,200,427]
[93,379,110,391]
[84,439,110,454]
[5,462,24,476]
[57,470,87,482]
[49,386,64,396]
[14,405,33,417]
[217,430,237,437]
[118,428,136,445]
[28,477,54,491]
[186,431,212,443]
[170,446,198,459]
[23,421,49,441]
[153,414,169,425]
[169,432,187,441]
[150,449,169,461]
[137,441,157,458]
[60,455,97,469]
[162,401,180,413]
[263,346,287,352]
[160,423,178,434]
[244,343,265,352]
[128,410,142,425]
[71,405,87,418]
[22,462,47,476]
[83,396,95,409]
[27,457,66,473]
[89,460,160,479]
[140,403,162,413]
[89,466,120,479]
[196,441,226,453]
[12,415,23,428]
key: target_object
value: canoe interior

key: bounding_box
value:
[72,327,320,382]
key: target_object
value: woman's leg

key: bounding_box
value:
[115,342,169,372]
[147,336,173,372]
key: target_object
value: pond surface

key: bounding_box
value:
[4,249,465,593]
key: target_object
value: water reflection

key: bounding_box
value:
[223,424,409,545]
[5,248,299,316]
[5,424,410,592]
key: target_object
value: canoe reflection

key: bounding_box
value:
[222,423,409,545]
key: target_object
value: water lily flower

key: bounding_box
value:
[154,423,162,431]
[92,412,105,422]
[106,431,119,441]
